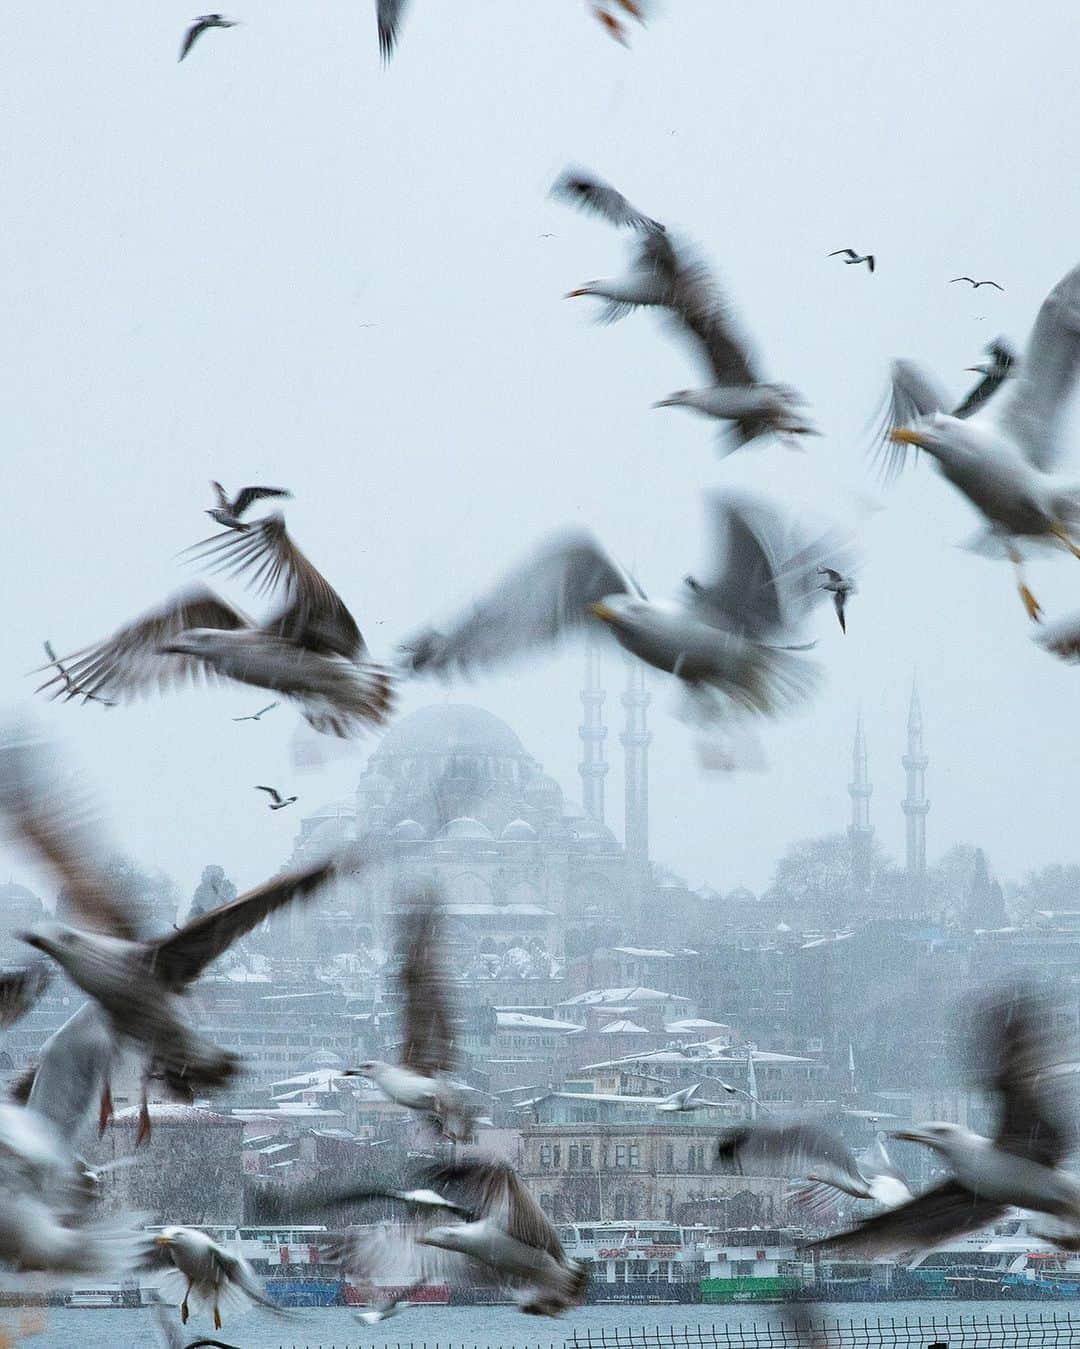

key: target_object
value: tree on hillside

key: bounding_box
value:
[764,833,896,926]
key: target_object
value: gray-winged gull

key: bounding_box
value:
[179,14,238,62]
[145,1227,280,1330]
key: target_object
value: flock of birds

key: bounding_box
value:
[11,5,1080,1346]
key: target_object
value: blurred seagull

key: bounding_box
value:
[817,566,856,634]
[551,166,663,234]
[344,889,477,1141]
[810,988,1080,1256]
[401,488,848,758]
[951,276,1004,291]
[0,729,340,1134]
[356,1282,424,1324]
[255,785,296,811]
[179,14,237,62]
[232,701,279,722]
[41,641,115,708]
[829,249,875,273]
[655,1083,703,1113]
[880,260,1080,620]
[148,1227,280,1330]
[325,1160,587,1316]
[717,1120,912,1210]
[206,482,291,531]
[37,585,392,739]
[789,1134,912,1223]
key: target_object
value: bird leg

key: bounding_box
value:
[135,1088,152,1147]
[1008,546,1042,622]
[213,1301,222,1331]
[97,1081,114,1135]
[1050,521,1080,560]
[181,1281,191,1323]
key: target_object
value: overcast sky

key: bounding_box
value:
[3,1,1080,908]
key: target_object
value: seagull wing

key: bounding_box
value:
[215,1250,281,1312]
[550,167,663,233]
[400,529,635,678]
[376,0,410,62]
[179,18,210,61]
[716,1121,870,1200]
[989,259,1080,470]
[35,587,249,705]
[950,277,977,286]
[952,338,1017,419]
[806,1180,1004,1257]
[418,1160,566,1261]
[255,702,279,717]
[833,590,847,633]
[870,359,950,479]
[255,785,283,805]
[691,493,786,638]
[818,567,842,584]
[187,514,364,660]
[829,250,858,261]
[0,964,51,1030]
[231,486,292,518]
[0,729,139,941]
[398,888,456,1078]
[149,859,335,988]
[26,1002,114,1145]
[210,480,229,510]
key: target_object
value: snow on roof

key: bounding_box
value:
[598,1019,650,1033]
[271,1069,356,1091]
[110,1104,240,1127]
[444,903,554,917]
[496,1012,580,1032]
[611,947,677,958]
[560,987,689,1006]
[665,1019,731,1032]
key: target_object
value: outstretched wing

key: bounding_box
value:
[550,167,663,233]
[400,529,635,679]
[0,728,139,940]
[397,888,456,1078]
[376,0,410,61]
[988,260,1080,470]
[27,1002,115,1145]
[870,359,949,480]
[179,18,210,61]
[255,785,282,805]
[953,338,1017,419]
[186,514,363,660]
[716,1121,869,1199]
[232,486,291,518]
[35,586,248,705]
[418,1160,566,1260]
[149,860,335,988]
[806,1181,1003,1257]
[0,964,51,1030]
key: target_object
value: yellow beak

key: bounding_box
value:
[590,601,616,623]
[564,288,589,299]
[888,427,926,446]
[154,1235,172,1247]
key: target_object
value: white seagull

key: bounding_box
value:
[880,261,1080,620]
[655,1083,704,1113]
[149,1226,280,1330]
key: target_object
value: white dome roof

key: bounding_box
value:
[439,816,494,841]
[501,818,538,841]
[391,818,427,841]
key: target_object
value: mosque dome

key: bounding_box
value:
[306,815,355,850]
[568,818,617,845]
[372,705,527,764]
[439,817,494,842]
[523,773,563,813]
[391,818,427,841]
[501,818,538,841]
[306,798,356,821]
[0,881,44,922]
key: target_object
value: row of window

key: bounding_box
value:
[537,1142,716,1171]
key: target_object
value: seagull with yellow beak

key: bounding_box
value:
[880,260,1080,621]
[148,1227,279,1331]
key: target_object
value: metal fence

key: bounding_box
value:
[272,1309,1080,1349]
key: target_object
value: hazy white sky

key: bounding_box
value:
[3,1,1080,906]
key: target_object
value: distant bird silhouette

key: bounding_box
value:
[829,249,875,273]
[206,483,291,532]
[179,14,238,62]
[41,642,115,708]
[817,567,857,634]
[233,702,279,723]
[591,0,650,45]
[950,276,1004,291]
[255,785,297,811]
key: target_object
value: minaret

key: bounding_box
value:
[578,639,608,823]
[848,712,873,899]
[620,658,651,862]
[902,679,930,883]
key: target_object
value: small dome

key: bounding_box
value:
[0,881,43,917]
[439,816,494,841]
[306,798,356,821]
[306,816,355,849]
[569,818,617,844]
[391,818,427,841]
[523,774,563,811]
[501,818,538,841]
[311,1049,345,1069]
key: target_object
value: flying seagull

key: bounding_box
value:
[255,785,297,811]
[557,169,815,448]
[789,1134,912,1223]
[951,276,1004,291]
[881,259,1080,620]
[873,338,1017,467]
[829,249,875,273]
[401,488,850,764]
[41,641,115,708]
[232,701,279,722]
[344,888,478,1141]
[37,584,393,739]
[206,482,291,532]
[817,566,856,634]
[0,728,341,1137]
[249,1171,473,1226]
[809,987,1080,1257]
[355,1282,425,1324]
[655,1083,704,1113]
[179,14,238,62]
[324,1160,588,1316]
[716,1119,912,1210]
[146,1227,280,1330]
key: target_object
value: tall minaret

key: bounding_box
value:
[848,711,873,899]
[902,679,930,881]
[621,658,651,862]
[578,639,608,823]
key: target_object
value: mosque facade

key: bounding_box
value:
[283,657,656,965]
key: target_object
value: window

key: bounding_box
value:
[581,1145,592,1168]
[664,1143,674,1171]
[552,1145,561,1167]
[615,1144,628,1167]
[540,1144,553,1168]
[569,1145,579,1169]
[629,1145,640,1169]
